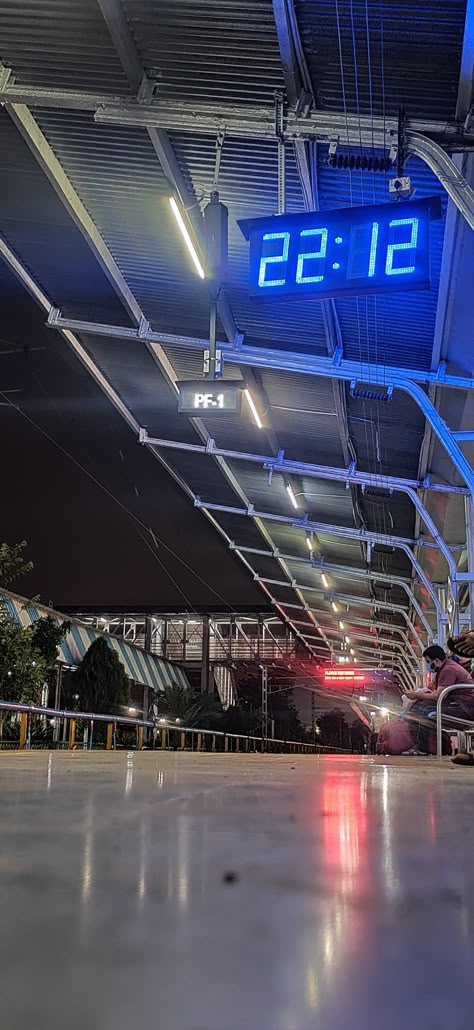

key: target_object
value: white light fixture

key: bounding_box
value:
[244,388,263,429]
[169,196,205,279]
[381,707,389,717]
[128,707,137,716]
[286,483,299,509]
[321,574,329,589]
[345,635,351,644]
[350,648,355,656]
[306,534,313,553]
[331,601,338,613]
[339,621,345,630]
[359,695,367,701]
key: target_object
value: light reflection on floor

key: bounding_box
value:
[0,751,473,1030]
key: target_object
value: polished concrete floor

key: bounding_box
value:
[1,751,473,1029]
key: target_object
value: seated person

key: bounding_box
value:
[404,644,474,722]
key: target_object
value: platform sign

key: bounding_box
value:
[178,380,243,414]
[238,196,441,302]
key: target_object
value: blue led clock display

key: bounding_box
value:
[238,196,441,301]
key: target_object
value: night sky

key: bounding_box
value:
[0,262,264,612]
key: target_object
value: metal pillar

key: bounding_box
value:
[144,616,152,652]
[53,666,62,744]
[465,495,474,626]
[261,666,269,750]
[163,616,168,659]
[200,615,210,694]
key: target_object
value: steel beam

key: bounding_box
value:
[96,0,144,91]
[300,632,413,684]
[46,313,474,493]
[193,497,444,613]
[259,577,425,649]
[283,609,419,665]
[138,430,461,581]
[7,104,142,324]
[231,544,435,636]
[0,77,468,145]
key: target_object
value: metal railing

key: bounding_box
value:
[436,685,474,758]
[0,700,351,756]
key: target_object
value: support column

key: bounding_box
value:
[19,712,28,750]
[144,616,153,652]
[200,615,210,693]
[53,665,62,744]
[261,665,268,751]
[142,684,149,744]
[68,718,76,749]
[465,496,474,626]
[163,617,168,659]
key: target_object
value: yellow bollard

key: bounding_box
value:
[161,728,167,750]
[68,719,76,750]
[19,712,28,750]
[106,723,113,750]
[197,733,202,752]
[224,735,229,753]
[180,731,186,750]
[137,725,144,751]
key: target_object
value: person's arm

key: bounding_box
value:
[404,689,433,700]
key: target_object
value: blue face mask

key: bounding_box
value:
[429,662,437,672]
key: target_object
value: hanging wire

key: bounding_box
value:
[0,386,243,614]
[334,0,354,205]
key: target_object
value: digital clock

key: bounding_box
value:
[238,196,441,302]
[178,380,243,414]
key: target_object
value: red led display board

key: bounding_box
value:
[324,669,365,684]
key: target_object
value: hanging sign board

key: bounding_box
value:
[178,380,243,414]
[238,196,442,301]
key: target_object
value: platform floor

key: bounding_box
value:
[0,751,473,1029]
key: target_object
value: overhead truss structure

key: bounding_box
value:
[1,0,474,687]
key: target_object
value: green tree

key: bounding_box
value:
[31,616,70,691]
[0,541,33,589]
[0,606,46,704]
[318,709,351,749]
[0,541,48,705]
[73,637,130,714]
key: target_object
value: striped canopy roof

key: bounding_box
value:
[0,590,189,693]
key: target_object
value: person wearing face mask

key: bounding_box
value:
[402,645,474,754]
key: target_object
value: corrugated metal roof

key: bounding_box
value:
[123,0,284,105]
[0,0,131,92]
[297,0,466,121]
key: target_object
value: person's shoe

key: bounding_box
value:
[401,746,429,756]
[451,752,474,765]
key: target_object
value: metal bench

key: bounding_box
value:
[435,684,474,757]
